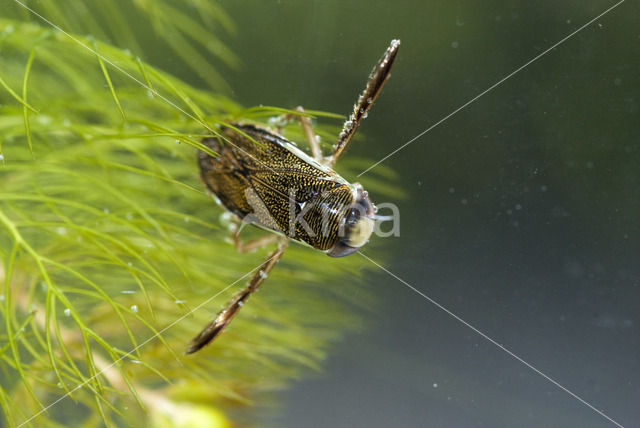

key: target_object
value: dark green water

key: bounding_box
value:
[218,1,639,427]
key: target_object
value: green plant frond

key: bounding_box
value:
[0,386,16,427]
[238,105,346,121]
[130,120,219,158]
[94,44,127,123]
[21,48,36,157]
[135,56,155,94]
[303,109,347,119]
[0,308,34,359]
[0,74,38,114]
[1,240,45,408]
[143,68,208,124]
[192,0,236,35]
[150,1,240,70]
[45,290,75,395]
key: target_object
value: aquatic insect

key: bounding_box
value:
[187,40,400,354]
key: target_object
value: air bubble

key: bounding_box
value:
[259,270,268,279]
[238,301,244,307]
[64,308,71,317]
[130,304,139,313]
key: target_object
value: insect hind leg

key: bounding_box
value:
[186,239,288,354]
[231,224,279,253]
[329,40,400,167]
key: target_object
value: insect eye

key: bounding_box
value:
[347,208,360,226]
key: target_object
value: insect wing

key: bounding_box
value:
[199,124,350,246]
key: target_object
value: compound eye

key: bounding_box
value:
[346,208,360,226]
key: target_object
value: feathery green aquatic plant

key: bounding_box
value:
[0,2,400,427]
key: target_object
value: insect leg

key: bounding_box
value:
[275,106,323,161]
[227,217,279,253]
[292,106,323,161]
[186,239,288,354]
[232,228,279,253]
[330,39,400,167]
[274,110,299,134]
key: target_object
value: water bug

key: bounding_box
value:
[187,39,400,353]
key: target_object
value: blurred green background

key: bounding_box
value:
[1,0,639,427]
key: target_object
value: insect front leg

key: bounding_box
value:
[274,106,323,162]
[293,106,323,162]
[186,239,289,354]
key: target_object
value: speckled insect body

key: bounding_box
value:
[198,123,375,256]
[188,40,400,354]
